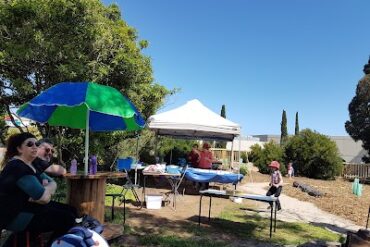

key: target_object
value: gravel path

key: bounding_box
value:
[238,182,362,234]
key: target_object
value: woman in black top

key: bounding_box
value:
[0,132,76,246]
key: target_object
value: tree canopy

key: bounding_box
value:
[345,58,370,162]
[0,0,171,164]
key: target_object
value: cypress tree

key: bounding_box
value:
[280,110,288,145]
[295,112,299,135]
[221,104,226,118]
[216,105,227,148]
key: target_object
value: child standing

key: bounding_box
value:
[287,162,294,178]
[266,160,283,211]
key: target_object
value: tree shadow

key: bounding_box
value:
[309,222,355,235]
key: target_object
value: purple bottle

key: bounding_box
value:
[70,159,77,175]
[90,155,97,175]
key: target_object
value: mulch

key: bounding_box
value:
[246,170,370,227]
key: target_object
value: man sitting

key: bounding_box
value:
[34,138,66,176]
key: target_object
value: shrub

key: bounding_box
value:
[239,164,249,176]
[249,141,285,175]
[240,152,248,163]
[284,129,342,180]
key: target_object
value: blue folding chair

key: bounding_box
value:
[106,157,142,222]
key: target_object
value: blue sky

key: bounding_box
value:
[105,0,370,136]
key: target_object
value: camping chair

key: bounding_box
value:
[105,157,142,222]
[163,164,188,209]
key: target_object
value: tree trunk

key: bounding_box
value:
[293,181,324,197]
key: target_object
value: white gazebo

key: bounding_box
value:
[147,99,241,165]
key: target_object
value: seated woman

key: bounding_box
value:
[0,133,77,246]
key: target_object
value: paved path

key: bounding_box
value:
[238,182,362,234]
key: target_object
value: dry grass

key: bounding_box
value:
[246,170,369,227]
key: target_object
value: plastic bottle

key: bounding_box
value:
[70,159,77,175]
[90,155,97,175]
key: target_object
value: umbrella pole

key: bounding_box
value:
[84,110,90,175]
[135,134,139,185]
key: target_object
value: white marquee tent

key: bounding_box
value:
[147,99,242,165]
[147,99,241,141]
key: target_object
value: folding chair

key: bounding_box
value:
[164,164,188,209]
[106,157,142,222]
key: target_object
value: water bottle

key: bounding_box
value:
[70,159,77,175]
[91,155,97,175]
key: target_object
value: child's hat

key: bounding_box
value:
[268,160,280,169]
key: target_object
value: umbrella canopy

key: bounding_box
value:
[17,82,145,174]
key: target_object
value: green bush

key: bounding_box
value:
[284,129,342,180]
[248,141,285,175]
[240,152,248,163]
[239,164,249,176]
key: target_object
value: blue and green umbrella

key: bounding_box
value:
[17,82,145,174]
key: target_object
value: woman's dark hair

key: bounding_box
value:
[0,132,36,169]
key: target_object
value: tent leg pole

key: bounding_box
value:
[230,139,234,170]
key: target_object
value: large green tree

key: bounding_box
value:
[0,0,171,165]
[345,58,370,162]
[280,110,288,145]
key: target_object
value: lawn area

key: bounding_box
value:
[105,183,343,247]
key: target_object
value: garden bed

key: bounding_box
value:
[248,170,369,227]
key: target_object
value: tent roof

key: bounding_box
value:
[147,99,241,141]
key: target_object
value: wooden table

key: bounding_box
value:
[64,172,126,223]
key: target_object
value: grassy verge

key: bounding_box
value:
[217,204,343,245]
[105,190,343,246]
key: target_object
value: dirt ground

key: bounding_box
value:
[109,170,367,246]
[114,178,281,247]
[247,170,370,227]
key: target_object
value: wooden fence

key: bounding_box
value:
[343,163,370,180]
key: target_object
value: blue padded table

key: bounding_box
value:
[198,189,278,238]
[184,168,244,185]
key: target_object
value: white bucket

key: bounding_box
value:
[145,194,162,209]
[230,196,243,204]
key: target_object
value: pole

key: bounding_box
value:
[135,133,139,185]
[230,138,234,170]
[84,109,90,175]
[238,135,241,163]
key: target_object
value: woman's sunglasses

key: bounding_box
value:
[25,141,40,148]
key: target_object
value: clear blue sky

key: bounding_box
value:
[106,0,370,136]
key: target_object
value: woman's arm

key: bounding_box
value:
[16,175,55,204]
[30,182,56,204]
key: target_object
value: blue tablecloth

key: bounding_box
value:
[184,168,243,184]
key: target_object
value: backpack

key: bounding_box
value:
[51,226,109,247]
